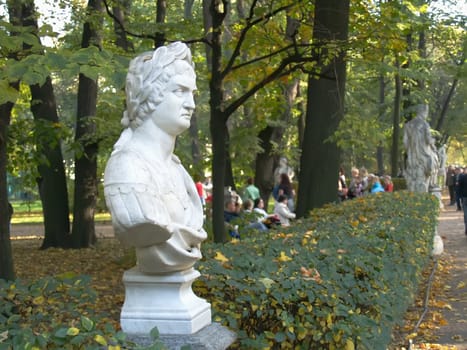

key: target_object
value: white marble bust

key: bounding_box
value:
[104,42,207,274]
[403,104,439,192]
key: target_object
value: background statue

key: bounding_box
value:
[104,42,206,274]
[437,144,447,187]
[403,104,439,192]
[273,157,295,185]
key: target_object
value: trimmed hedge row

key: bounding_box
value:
[1,191,438,349]
[196,191,439,349]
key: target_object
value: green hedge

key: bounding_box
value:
[2,191,438,349]
[195,191,439,349]
[0,274,168,350]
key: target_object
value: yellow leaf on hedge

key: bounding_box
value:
[345,339,355,350]
[32,296,45,305]
[214,252,229,263]
[278,251,292,262]
[66,327,80,336]
[108,346,121,350]
[94,334,107,346]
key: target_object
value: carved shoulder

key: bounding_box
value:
[104,150,152,186]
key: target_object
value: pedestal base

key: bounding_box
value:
[127,322,237,350]
[121,267,211,335]
[430,186,444,209]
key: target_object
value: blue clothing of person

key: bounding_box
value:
[370,182,385,193]
[224,210,240,238]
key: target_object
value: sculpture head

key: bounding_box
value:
[122,42,196,132]
[415,104,429,120]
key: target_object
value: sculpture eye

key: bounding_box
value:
[173,87,187,97]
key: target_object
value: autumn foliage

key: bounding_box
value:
[3,191,439,349]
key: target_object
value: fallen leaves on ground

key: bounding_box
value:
[10,234,464,350]
[390,253,465,350]
[11,237,131,330]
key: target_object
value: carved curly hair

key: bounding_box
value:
[122,42,194,129]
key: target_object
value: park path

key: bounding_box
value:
[10,222,115,239]
[428,201,467,349]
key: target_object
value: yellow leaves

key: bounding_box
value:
[345,338,355,350]
[32,295,45,305]
[431,300,452,310]
[456,281,465,289]
[66,327,80,336]
[214,251,229,263]
[349,219,359,228]
[94,334,107,346]
[358,215,368,223]
[276,251,292,262]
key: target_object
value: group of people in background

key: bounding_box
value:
[338,166,393,201]
[221,157,297,238]
[446,165,465,211]
[445,164,467,236]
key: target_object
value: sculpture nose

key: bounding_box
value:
[183,93,195,110]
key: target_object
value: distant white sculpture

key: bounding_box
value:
[403,104,439,192]
[103,42,211,336]
[437,144,447,186]
[274,157,294,184]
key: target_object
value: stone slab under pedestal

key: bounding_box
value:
[121,267,211,335]
[126,322,237,350]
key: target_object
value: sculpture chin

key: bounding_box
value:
[136,245,202,274]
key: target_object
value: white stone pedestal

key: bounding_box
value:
[121,267,211,335]
[430,186,444,209]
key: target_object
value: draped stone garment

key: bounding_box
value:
[403,116,439,192]
[104,148,206,274]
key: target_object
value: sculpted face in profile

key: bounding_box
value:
[104,42,207,274]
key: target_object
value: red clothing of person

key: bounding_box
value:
[384,183,394,192]
[195,181,204,198]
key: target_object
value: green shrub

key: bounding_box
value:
[0,274,166,350]
[195,191,439,349]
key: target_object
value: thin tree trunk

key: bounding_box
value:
[71,0,103,248]
[377,73,385,174]
[391,63,402,177]
[112,0,133,51]
[0,96,17,281]
[435,78,458,131]
[254,126,284,211]
[155,0,166,48]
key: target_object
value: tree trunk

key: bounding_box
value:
[112,0,133,51]
[377,73,385,175]
[208,0,228,243]
[16,1,71,249]
[254,126,284,211]
[0,98,16,281]
[391,64,402,177]
[155,0,166,48]
[296,0,350,218]
[435,78,458,131]
[31,78,71,249]
[70,0,103,248]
